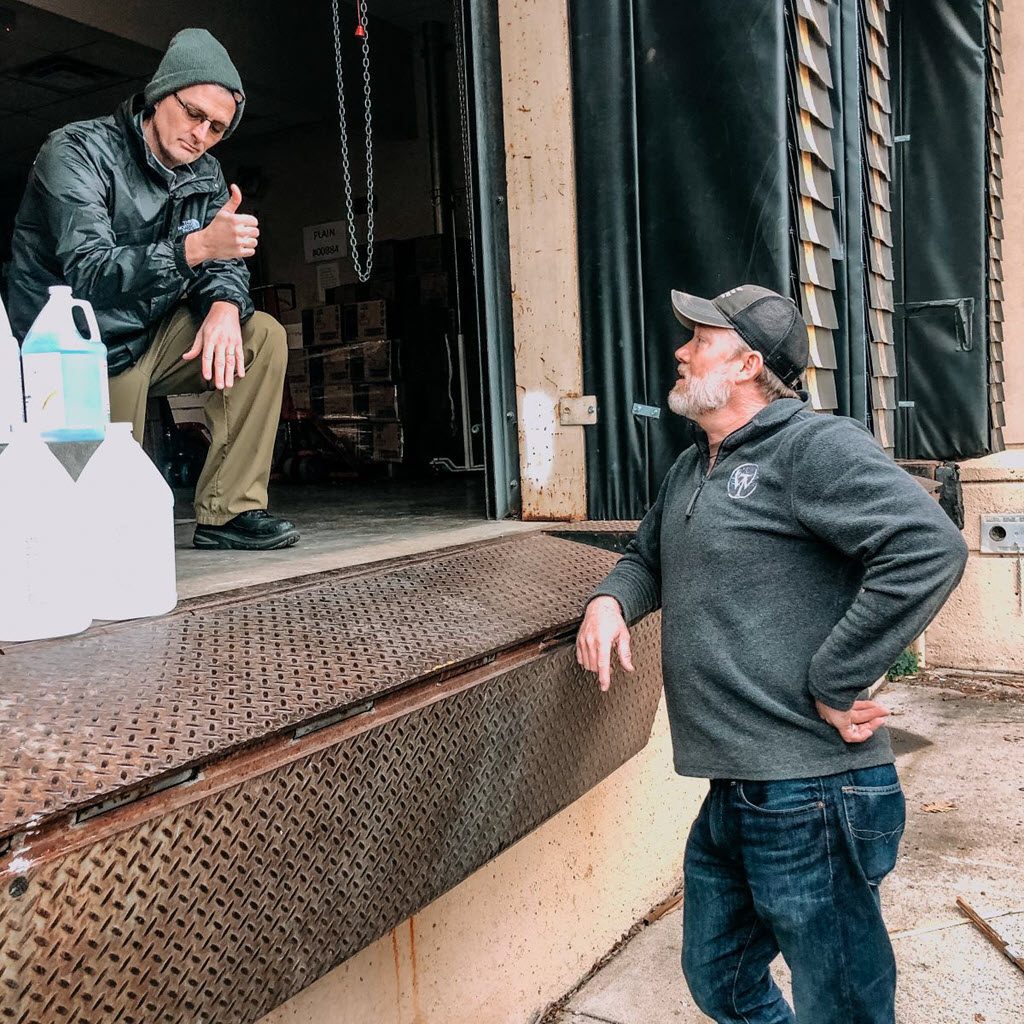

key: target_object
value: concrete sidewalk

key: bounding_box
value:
[543,674,1024,1024]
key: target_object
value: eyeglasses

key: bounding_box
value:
[172,92,230,137]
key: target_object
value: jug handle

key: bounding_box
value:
[70,299,102,344]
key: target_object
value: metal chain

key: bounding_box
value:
[452,0,476,274]
[331,0,375,282]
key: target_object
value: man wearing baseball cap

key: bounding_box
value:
[577,284,968,1022]
[10,28,298,550]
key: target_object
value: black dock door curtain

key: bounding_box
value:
[569,0,1003,520]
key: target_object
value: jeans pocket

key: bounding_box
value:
[840,778,906,886]
[737,779,824,816]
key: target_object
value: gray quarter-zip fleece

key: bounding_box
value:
[590,396,968,781]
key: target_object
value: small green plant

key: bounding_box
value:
[886,648,920,680]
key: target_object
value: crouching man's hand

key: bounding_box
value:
[183,301,245,390]
[576,596,634,692]
[815,698,890,744]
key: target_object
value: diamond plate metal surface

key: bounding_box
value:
[0,534,621,841]
[0,615,663,1024]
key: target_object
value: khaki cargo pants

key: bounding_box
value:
[108,305,287,526]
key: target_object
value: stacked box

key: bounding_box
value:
[302,301,393,346]
[413,235,445,273]
[300,232,475,471]
[286,350,310,410]
[316,383,399,419]
[342,299,390,342]
[319,340,397,384]
[301,304,344,346]
[283,321,303,350]
[323,419,374,460]
[372,421,404,462]
[326,279,398,305]
[417,271,449,307]
[321,419,405,464]
[286,349,311,412]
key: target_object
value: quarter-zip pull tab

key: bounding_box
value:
[686,467,709,518]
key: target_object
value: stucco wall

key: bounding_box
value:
[926,453,1024,673]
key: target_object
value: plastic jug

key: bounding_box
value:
[77,422,177,621]
[22,286,110,442]
[0,427,91,642]
[0,294,24,436]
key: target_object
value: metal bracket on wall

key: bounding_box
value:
[631,403,661,420]
[559,396,598,426]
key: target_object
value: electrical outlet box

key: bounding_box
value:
[980,514,1024,554]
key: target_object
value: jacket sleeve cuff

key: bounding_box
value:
[194,294,250,322]
[806,682,856,713]
[588,582,649,626]
[173,239,197,281]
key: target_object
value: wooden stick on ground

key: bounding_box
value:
[956,896,1024,976]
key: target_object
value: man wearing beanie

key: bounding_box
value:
[576,285,968,1023]
[9,28,299,550]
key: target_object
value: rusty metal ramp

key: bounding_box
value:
[0,532,621,844]
[0,528,663,1024]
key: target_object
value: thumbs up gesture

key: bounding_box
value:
[188,184,260,263]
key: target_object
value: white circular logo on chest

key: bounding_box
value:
[728,463,759,499]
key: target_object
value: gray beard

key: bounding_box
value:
[667,367,734,419]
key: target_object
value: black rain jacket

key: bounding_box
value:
[8,94,253,373]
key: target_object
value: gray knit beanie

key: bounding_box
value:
[144,28,245,137]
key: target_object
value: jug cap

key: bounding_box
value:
[48,285,73,297]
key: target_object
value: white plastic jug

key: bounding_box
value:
[77,422,177,621]
[0,294,24,436]
[22,285,110,442]
[0,427,91,642]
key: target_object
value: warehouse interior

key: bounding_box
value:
[0,0,503,585]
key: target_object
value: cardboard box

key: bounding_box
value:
[284,321,304,350]
[289,380,312,412]
[325,278,397,305]
[318,348,351,386]
[316,384,355,416]
[320,416,403,463]
[419,271,449,307]
[323,419,374,459]
[319,340,396,384]
[342,299,390,342]
[365,382,399,418]
[343,239,401,280]
[360,340,396,380]
[285,351,311,412]
[302,304,344,346]
[372,420,404,462]
[413,234,445,273]
[314,382,399,418]
[286,349,309,382]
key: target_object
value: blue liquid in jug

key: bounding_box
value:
[22,288,109,442]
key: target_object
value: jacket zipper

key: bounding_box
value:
[685,467,709,517]
[685,430,744,518]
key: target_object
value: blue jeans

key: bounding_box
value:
[682,764,905,1024]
